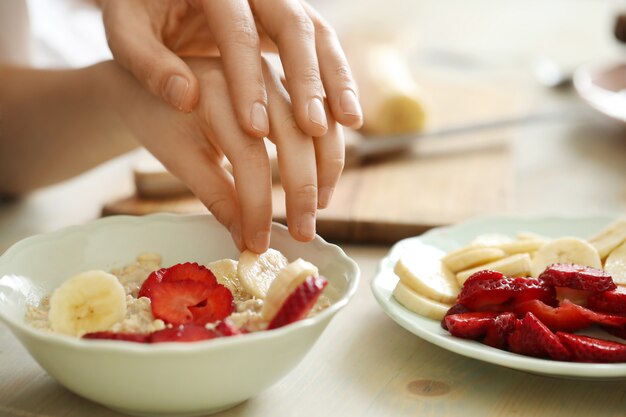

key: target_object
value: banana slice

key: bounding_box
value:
[208,258,244,299]
[589,218,626,260]
[456,253,532,285]
[530,237,602,278]
[237,249,288,299]
[442,247,506,274]
[517,231,547,241]
[394,245,460,304]
[392,282,451,320]
[498,239,546,255]
[604,240,626,285]
[261,259,319,321]
[48,270,127,337]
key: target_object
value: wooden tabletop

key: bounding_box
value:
[3,1,626,416]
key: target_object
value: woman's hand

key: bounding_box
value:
[112,58,344,253]
[99,0,362,139]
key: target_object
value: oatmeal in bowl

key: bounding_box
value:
[0,214,359,417]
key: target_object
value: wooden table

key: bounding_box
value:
[3,0,626,416]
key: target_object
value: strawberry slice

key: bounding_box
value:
[538,263,616,292]
[150,324,218,343]
[441,304,471,330]
[216,318,244,336]
[458,272,555,312]
[557,332,626,363]
[161,262,218,287]
[188,285,234,325]
[483,312,518,350]
[444,312,498,340]
[588,287,626,315]
[150,280,212,325]
[514,299,592,332]
[507,312,570,361]
[138,268,167,299]
[83,331,150,343]
[268,275,328,330]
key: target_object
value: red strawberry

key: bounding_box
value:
[588,287,626,315]
[188,285,234,325]
[483,312,518,349]
[444,312,498,340]
[458,273,555,312]
[514,299,592,332]
[557,332,626,363]
[138,268,167,299]
[150,324,218,343]
[83,331,150,343]
[579,307,626,328]
[150,280,212,325]
[216,318,244,336]
[539,263,616,292]
[441,304,471,330]
[268,275,328,330]
[507,312,570,361]
[161,262,218,288]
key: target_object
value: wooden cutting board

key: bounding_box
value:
[103,74,528,243]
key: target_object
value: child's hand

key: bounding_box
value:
[115,58,344,253]
[99,0,362,139]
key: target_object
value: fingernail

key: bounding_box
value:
[251,102,269,135]
[164,75,189,110]
[318,186,334,208]
[230,224,243,250]
[251,230,270,253]
[340,89,362,117]
[308,98,328,130]
[297,212,316,240]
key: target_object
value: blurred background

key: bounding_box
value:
[1,0,626,248]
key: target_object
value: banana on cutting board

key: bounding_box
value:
[48,270,127,337]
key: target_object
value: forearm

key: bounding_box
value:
[0,62,138,195]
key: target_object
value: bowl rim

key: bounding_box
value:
[0,213,360,353]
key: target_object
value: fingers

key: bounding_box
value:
[302,2,363,129]
[199,0,269,138]
[252,0,328,138]
[102,1,200,112]
[262,61,319,242]
[314,117,345,209]
[197,64,273,253]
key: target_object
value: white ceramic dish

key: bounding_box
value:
[371,214,626,380]
[574,61,626,123]
[0,214,359,417]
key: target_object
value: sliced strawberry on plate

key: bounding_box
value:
[150,324,218,343]
[507,312,570,361]
[514,299,592,332]
[588,287,626,315]
[137,268,167,299]
[268,275,328,330]
[150,280,212,325]
[539,263,616,292]
[83,331,150,343]
[458,273,554,312]
[579,307,626,328]
[216,318,244,336]
[441,304,471,330]
[483,312,518,350]
[161,262,218,288]
[188,285,234,325]
[444,312,498,340]
[557,332,626,363]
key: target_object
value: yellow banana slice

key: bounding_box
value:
[261,259,319,321]
[456,253,532,285]
[237,249,288,299]
[442,247,506,274]
[530,237,602,278]
[604,240,626,286]
[392,282,451,320]
[48,270,127,337]
[589,218,626,260]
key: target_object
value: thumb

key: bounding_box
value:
[106,24,200,112]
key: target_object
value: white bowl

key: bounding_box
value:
[574,61,626,123]
[0,214,359,417]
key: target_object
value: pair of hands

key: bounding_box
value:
[99,0,362,252]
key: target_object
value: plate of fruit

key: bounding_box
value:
[371,214,626,379]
